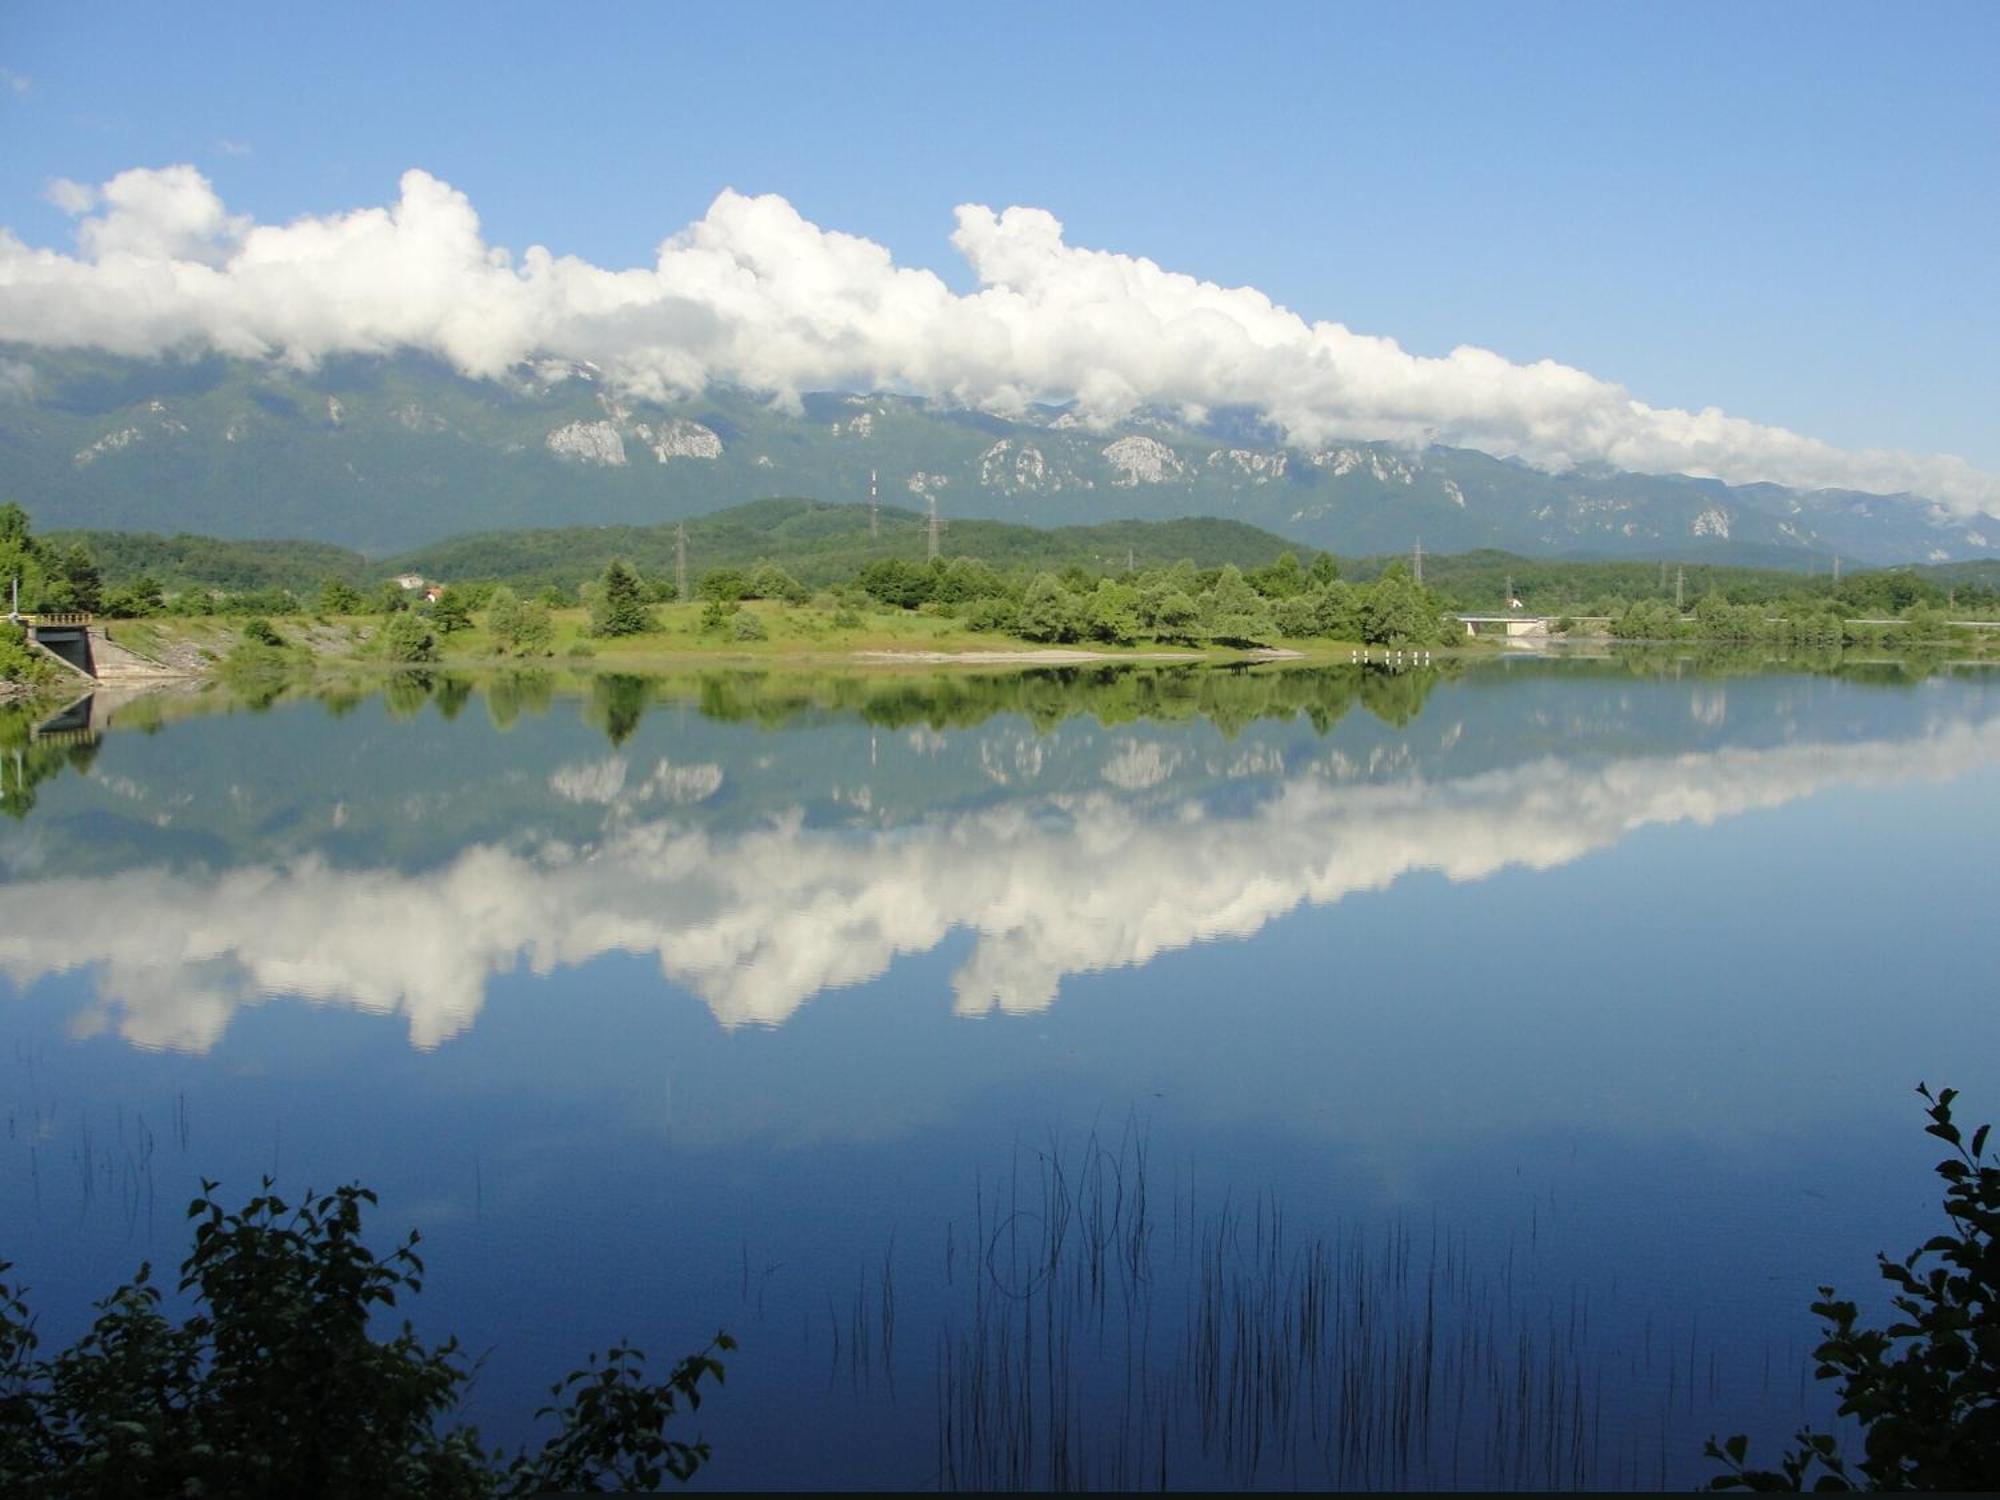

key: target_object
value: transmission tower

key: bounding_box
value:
[675,521,688,602]
[1412,536,1424,587]
[869,469,879,538]
[926,493,941,562]
[1674,564,1685,610]
[1832,554,1842,583]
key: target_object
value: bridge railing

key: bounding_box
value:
[27,612,93,627]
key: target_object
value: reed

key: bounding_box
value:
[924,1122,1716,1491]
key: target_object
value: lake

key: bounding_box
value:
[3,654,1996,1489]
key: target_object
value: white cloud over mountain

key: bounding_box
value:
[2,165,1996,516]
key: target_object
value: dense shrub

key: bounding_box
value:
[1707,1085,2000,1491]
[0,1179,731,1497]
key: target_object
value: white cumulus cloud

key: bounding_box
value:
[0,164,1995,516]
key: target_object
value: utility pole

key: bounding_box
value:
[1412,536,1424,587]
[1832,554,1841,583]
[1674,564,1685,610]
[674,521,688,602]
[926,493,941,563]
[869,469,879,538]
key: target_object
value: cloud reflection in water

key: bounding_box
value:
[1,718,1995,1053]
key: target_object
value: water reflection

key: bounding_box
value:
[2,662,1993,1052]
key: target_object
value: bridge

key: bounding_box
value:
[1453,613,1997,639]
[1452,614,1610,638]
[10,612,98,677]
[28,692,101,746]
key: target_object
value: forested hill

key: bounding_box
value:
[43,501,1311,595]
[38,530,369,596]
[383,501,1308,590]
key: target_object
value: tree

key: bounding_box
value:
[1200,564,1273,646]
[695,568,750,605]
[589,560,657,637]
[1136,579,1201,643]
[934,557,1003,604]
[486,585,525,648]
[1273,594,1320,637]
[856,559,932,610]
[0,1178,730,1497]
[317,578,366,614]
[1083,579,1139,645]
[51,545,102,614]
[382,612,438,663]
[1309,581,1362,641]
[1016,573,1079,643]
[486,587,553,657]
[102,575,164,619]
[746,562,807,604]
[963,595,1019,634]
[429,587,473,635]
[1247,551,1305,599]
[512,600,554,656]
[1307,551,1341,587]
[1707,1084,2000,1492]
[1357,569,1441,646]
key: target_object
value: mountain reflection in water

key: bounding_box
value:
[1,661,1994,1051]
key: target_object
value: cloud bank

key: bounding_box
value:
[2,165,1996,515]
[3,717,1994,1054]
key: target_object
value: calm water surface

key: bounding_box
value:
[2,657,1996,1489]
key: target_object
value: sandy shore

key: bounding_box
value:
[852,648,1208,664]
[852,646,1309,664]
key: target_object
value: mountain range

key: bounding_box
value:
[3,344,1994,566]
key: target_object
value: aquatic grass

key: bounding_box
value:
[926,1122,1689,1491]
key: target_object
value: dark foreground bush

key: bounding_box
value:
[0,1179,730,1497]
[1707,1084,1998,1491]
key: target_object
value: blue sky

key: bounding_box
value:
[1,0,1995,472]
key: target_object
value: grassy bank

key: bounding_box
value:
[102,602,1404,672]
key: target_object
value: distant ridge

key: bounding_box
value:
[7,345,1996,565]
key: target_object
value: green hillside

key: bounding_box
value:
[384,499,1314,590]
[42,530,370,595]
